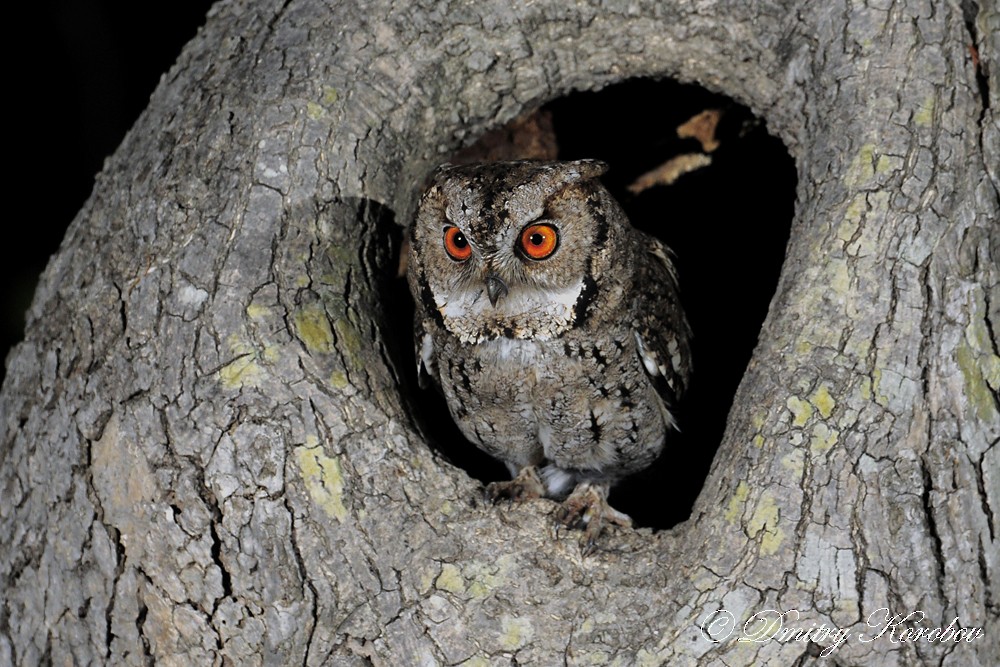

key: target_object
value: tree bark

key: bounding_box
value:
[2,0,998,664]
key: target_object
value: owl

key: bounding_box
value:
[407,160,692,552]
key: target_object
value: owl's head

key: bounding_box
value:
[407,160,631,344]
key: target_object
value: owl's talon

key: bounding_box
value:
[485,466,545,505]
[554,501,587,531]
[581,532,600,558]
[554,482,632,555]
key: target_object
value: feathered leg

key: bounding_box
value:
[485,465,545,504]
[555,481,632,555]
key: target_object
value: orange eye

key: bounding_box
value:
[443,226,472,261]
[519,223,558,260]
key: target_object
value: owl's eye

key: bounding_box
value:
[443,226,472,261]
[519,223,559,260]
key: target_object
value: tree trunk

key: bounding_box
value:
[2,0,997,664]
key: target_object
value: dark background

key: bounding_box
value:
[3,2,215,383]
[8,4,796,530]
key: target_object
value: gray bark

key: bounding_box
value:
[2,0,998,664]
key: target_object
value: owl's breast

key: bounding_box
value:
[434,335,549,467]
[432,324,671,476]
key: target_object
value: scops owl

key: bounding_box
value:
[407,160,692,552]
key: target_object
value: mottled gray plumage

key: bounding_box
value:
[407,160,692,551]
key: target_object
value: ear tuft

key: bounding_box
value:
[564,159,609,181]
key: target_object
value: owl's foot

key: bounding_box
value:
[555,482,632,556]
[485,465,545,505]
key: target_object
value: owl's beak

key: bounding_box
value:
[485,273,508,307]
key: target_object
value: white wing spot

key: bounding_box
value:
[419,333,434,374]
[634,331,660,377]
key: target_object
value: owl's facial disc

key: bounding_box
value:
[413,160,619,343]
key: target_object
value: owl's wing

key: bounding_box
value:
[632,233,693,422]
